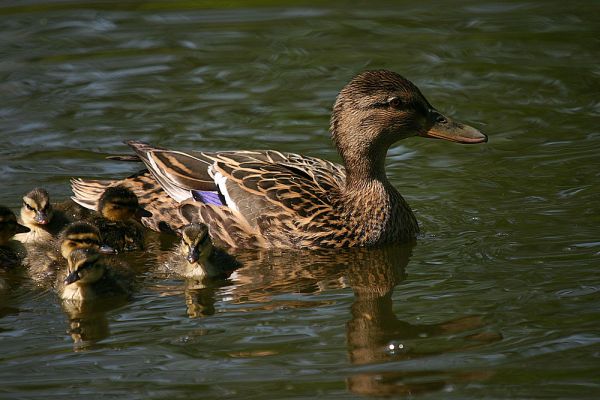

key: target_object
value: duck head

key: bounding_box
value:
[179,223,213,264]
[330,70,487,181]
[59,221,114,259]
[21,188,54,226]
[0,206,30,245]
[98,186,151,222]
[65,247,104,285]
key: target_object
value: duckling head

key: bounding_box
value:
[0,206,30,245]
[98,186,151,222]
[179,223,213,264]
[330,70,486,180]
[65,247,104,285]
[59,222,103,259]
[21,188,54,226]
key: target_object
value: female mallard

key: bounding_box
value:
[0,206,30,269]
[166,223,241,280]
[71,70,487,249]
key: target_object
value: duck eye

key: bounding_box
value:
[388,97,402,108]
[24,203,34,211]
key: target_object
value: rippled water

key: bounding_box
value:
[1,1,598,398]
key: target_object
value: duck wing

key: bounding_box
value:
[128,141,348,248]
[127,140,346,202]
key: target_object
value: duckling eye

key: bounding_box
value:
[24,203,35,211]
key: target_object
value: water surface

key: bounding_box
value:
[1,1,598,398]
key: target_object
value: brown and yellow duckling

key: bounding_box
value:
[15,188,76,244]
[87,186,151,252]
[25,221,113,283]
[58,247,133,302]
[0,206,30,269]
[167,223,240,280]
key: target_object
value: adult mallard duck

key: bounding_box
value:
[71,70,487,249]
[0,206,30,269]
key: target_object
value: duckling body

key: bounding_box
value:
[81,186,150,252]
[0,206,30,269]
[25,221,104,283]
[15,188,75,244]
[167,223,240,280]
[71,70,487,249]
[57,248,132,302]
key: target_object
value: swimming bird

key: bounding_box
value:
[25,221,110,283]
[58,247,132,302]
[15,188,73,243]
[71,70,487,249]
[77,186,151,252]
[0,206,30,269]
[167,222,240,280]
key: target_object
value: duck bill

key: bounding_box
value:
[16,223,30,233]
[187,247,200,264]
[34,212,49,224]
[65,271,81,285]
[99,244,118,255]
[420,113,487,144]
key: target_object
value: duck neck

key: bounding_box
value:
[334,134,418,244]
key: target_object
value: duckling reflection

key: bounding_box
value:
[57,247,133,303]
[15,188,72,243]
[64,309,111,351]
[0,206,29,270]
[166,223,241,280]
[86,186,151,252]
[25,221,111,284]
[0,206,30,291]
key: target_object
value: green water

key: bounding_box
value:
[1,0,598,398]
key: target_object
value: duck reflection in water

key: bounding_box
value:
[204,243,501,397]
[56,247,134,350]
[342,244,501,397]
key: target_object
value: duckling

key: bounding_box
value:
[15,188,71,244]
[25,221,112,283]
[167,223,240,280]
[58,247,132,302]
[89,186,151,252]
[0,206,30,269]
